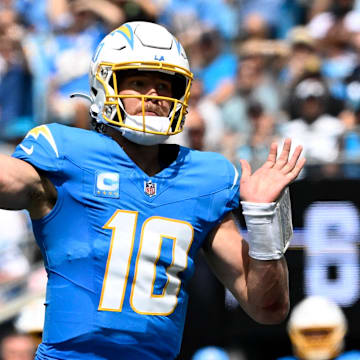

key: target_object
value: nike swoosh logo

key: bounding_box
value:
[19,144,34,155]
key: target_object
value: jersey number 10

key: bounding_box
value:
[98,210,194,315]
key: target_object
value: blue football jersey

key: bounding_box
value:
[13,123,240,360]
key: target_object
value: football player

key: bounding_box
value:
[0,22,305,359]
[278,296,360,360]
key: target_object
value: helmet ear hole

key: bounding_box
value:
[91,87,98,97]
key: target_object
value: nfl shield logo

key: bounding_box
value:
[144,180,157,197]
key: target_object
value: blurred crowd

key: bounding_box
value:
[2,0,360,358]
[2,0,360,175]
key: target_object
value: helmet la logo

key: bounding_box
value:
[154,55,165,61]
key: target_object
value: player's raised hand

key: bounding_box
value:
[239,138,306,203]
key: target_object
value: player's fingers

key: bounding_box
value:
[263,142,278,169]
[239,159,251,180]
[273,138,291,169]
[281,145,303,173]
[287,157,306,180]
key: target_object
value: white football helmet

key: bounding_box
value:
[288,296,347,360]
[88,21,193,145]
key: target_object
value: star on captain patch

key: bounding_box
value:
[95,171,120,198]
[144,180,157,197]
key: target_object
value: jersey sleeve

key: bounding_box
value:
[12,124,63,174]
[226,162,240,210]
[208,158,240,224]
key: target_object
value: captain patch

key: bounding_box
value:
[95,171,120,198]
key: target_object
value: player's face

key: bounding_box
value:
[118,72,173,117]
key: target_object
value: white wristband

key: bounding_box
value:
[241,187,293,260]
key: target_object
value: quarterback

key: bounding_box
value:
[0,22,305,359]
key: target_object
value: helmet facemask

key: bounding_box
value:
[93,61,192,145]
[289,326,346,360]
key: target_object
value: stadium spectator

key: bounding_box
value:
[166,78,225,152]
[188,78,225,152]
[157,0,239,42]
[236,0,306,40]
[307,0,360,42]
[14,0,56,33]
[166,107,208,150]
[280,26,321,89]
[277,296,360,360]
[0,6,35,142]
[307,0,332,20]
[192,27,237,105]
[69,0,160,26]
[233,101,279,172]
[14,295,46,347]
[181,108,206,151]
[307,0,360,101]
[221,43,282,160]
[279,76,345,170]
[45,0,107,129]
[0,208,31,284]
[194,0,239,41]
[0,331,37,360]
[338,66,360,177]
